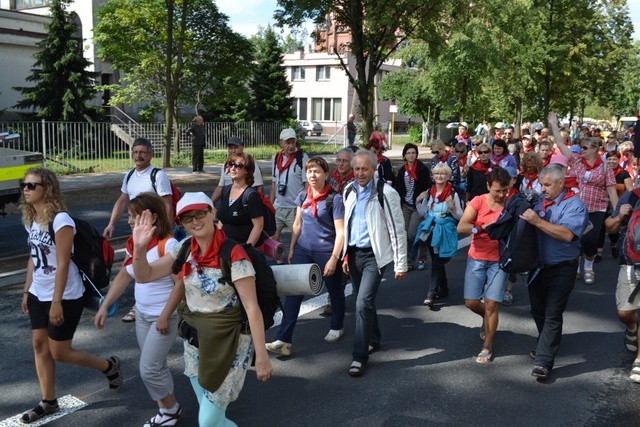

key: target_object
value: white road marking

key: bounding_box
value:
[1,395,87,427]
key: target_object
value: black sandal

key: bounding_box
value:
[103,356,123,389]
[144,405,183,427]
[348,361,366,377]
[20,400,59,424]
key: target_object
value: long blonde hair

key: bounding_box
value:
[21,167,66,229]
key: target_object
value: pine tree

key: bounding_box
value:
[13,0,101,121]
[248,26,293,122]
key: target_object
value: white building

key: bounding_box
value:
[0,0,113,119]
[284,48,416,135]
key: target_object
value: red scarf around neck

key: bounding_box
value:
[613,166,623,177]
[302,184,331,217]
[458,156,468,167]
[124,236,160,266]
[430,182,453,203]
[581,155,602,171]
[523,171,538,189]
[275,151,297,173]
[179,228,247,278]
[541,190,576,213]
[438,152,452,163]
[470,160,493,175]
[507,187,518,199]
[542,156,551,167]
[404,161,418,181]
[332,169,354,192]
[377,152,386,164]
[492,153,506,163]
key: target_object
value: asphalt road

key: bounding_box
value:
[1,238,639,426]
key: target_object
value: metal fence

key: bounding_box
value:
[0,121,285,173]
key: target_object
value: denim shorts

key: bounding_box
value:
[463,257,508,302]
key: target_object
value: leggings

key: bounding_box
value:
[189,377,237,427]
[581,211,606,257]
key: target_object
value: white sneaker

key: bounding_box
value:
[265,340,291,356]
[324,329,344,343]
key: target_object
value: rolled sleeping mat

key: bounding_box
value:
[258,238,286,261]
[271,263,323,296]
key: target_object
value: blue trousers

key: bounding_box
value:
[275,245,345,343]
[528,260,577,370]
[348,248,386,363]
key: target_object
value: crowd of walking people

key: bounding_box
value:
[16,113,640,425]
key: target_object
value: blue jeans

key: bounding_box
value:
[348,133,356,146]
[275,245,345,343]
[348,248,386,363]
[463,257,508,302]
[528,260,577,370]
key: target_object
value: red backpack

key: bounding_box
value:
[622,189,640,265]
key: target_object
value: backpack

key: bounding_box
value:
[299,190,337,225]
[621,188,640,265]
[223,186,277,238]
[172,238,282,331]
[126,167,181,216]
[343,178,385,210]
[48,213,115,303]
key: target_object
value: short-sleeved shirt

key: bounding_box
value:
[272,151,308,209]
[568,154,615,212]
[534,191,588,265]
[216,164,264,188]
[125,237,178,316]
[295,191,345,251]
[218,186,264,245]
[467,195,504,262]
[611,190,638,265]
[26,213,84,301]
[121,165,172,199]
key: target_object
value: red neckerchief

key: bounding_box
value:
[275,151,296,172]
[456,134,471,141]
[613,166,623,177]
[470,160,493,175]
[542,156,551,167]
[377,152,386,164]
[542,190,576,213]
[458,155,468,167]
[124,236,159,266]
[430,182,453,203]
[581,156,603,171]
[524,145,535,153]
[438,152,452,163]
[404,162,418,181]
[493,134,503,141]
[507,187,518,199]
[332,170,354,192]
[180,228,247,278]
[491,153,506,164]
[301,184,331,217]
[565,176,579,189]
[523,171,538,189]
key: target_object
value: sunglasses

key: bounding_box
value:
[20,182,44,191]
[179,210,208,224]
[478,150,490,154]
[455,150,466,154]
[432,151,440,155]
[504,132,513,135]
[581,146,591,150]
[227,162,246,169]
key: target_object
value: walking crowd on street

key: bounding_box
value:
[15,112,640,426]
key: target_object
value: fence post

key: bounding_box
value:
[41,119,47,168]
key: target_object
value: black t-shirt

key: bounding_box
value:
[218,186,264,245]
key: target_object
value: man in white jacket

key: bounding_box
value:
[342,149,408,377]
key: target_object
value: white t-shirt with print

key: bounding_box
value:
[26,212,84,301]
[121,165,172,199]
[125,237,178,316]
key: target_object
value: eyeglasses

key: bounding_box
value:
[132,150,151,156]
[581,146,591,150]
[179,210,208,224]
[504,132,513,135]
[227,162,246,169]
[478,150,490,154]
[432,151,439,155]
[20,182,44,191]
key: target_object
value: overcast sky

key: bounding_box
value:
[217,0,640,40]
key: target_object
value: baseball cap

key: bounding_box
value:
[227,136,244,146]
[176,192,213,218]
[549,154,568,167]
[280,128,297,141]
[494,122,505,129]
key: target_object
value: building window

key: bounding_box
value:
[311,98,342,121]
[316,65,331,81]
[14,0,50,9]
[293,98,308,120]
[292,66,305,81]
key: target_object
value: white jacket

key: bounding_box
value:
[342,178,408,273]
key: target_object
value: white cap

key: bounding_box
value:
[280,128,297,141]
[494,122,505,129]
[176,192,213,217]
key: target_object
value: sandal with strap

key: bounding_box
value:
[20,400,59,424]
[348,361,366,377]
[103,356,123,389]
[121,307,136,322]
[143,405,183,427]
[583,270,595,285]
[476,346,493,364]
[624,322,639,352]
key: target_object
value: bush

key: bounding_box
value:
[408,125,423,144]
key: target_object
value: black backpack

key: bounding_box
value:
[48,213,115,303]
[172,238,281,331]
[223,186,277,238]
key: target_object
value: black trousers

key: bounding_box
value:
[192,144,204,172]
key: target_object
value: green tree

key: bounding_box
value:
[248,26,294,122]
[275,0,450,141]
[14,0,102,121]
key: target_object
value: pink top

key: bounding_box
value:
[468,195,504,262]
[568,154,615,212]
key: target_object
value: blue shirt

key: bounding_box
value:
[534,190,588,265]
[295,192,345,251]
[348,179,374,248]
